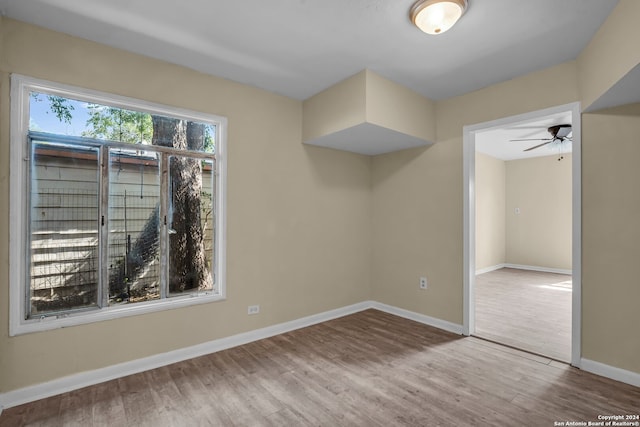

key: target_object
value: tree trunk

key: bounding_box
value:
[109,117,212,297]
[153,117,212,292]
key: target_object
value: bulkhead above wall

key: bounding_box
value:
[302,70,436,155]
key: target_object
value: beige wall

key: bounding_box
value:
[577,0,640,110]
[475,152,506,271]
[475,152,572,272]
[0,18,372,392]
[302,70,367,142]
[505,154,572,270]
[365,70,436,142]
[372,62,579,327]
[582,103,640,373]
[371,142,462,324]
[437,62,580,142]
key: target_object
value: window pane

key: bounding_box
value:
[14,76,226,335]
[108,148,161,304]
[202,159,216,289]
[168,154,214,295]
[150,115,216,153]
[30,92,87,136]
[29,141,100,316]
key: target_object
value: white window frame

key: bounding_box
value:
[9,74,227,336]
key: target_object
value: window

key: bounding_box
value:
[9,74,227,335]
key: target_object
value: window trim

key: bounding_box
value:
[9,74,227,336]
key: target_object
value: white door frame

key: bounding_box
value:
[462,102,581,367]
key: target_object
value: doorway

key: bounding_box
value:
[463,102,581,366]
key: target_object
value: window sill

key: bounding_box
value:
[10,292,226,336]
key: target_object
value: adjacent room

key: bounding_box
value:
[474,110,574,362]
[1,0,639,425]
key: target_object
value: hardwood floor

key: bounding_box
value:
[2,309,639,426]
[475,268,572,362]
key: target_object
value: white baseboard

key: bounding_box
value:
[581,358,640,388]
[475,264,506,275]
[504,263,572,275]
[371,302,464,335]
[0,301,372,410]
[475,264,572,276]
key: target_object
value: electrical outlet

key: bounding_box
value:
[419,277,428,289]
[248,305,260,315]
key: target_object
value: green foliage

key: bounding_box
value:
[82,105,153,144]
[49,96,75,124]
[34,92,215,152]
[31,93,75,124]
[204,125,215,153]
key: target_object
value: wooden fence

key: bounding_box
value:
[29,145,214,314]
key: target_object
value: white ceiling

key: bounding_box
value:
[0,0,619,101]
[475,110,573,161]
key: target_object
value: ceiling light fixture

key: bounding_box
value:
[410,0,468,35]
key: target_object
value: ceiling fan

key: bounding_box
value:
[510,124,572,152]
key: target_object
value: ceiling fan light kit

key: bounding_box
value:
[410,0,468,35]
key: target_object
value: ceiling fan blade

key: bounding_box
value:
[510,138,552,142]
[524,140,554,151]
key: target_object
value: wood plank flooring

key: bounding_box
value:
[2,309,639,426]
[475,268,572,362]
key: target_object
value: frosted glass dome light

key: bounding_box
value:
[411,0,468,35]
